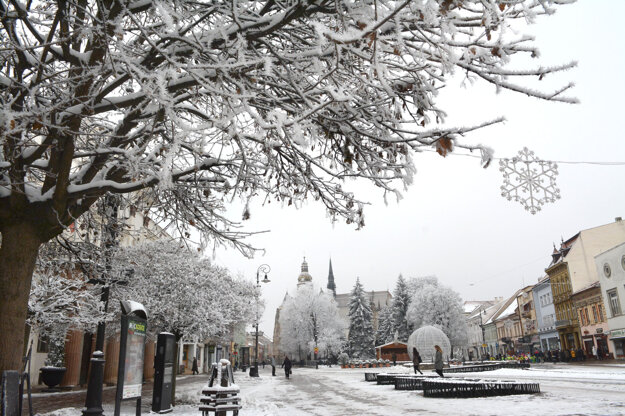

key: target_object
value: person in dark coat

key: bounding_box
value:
[391,352,397,366]
[282,355,292,379]
[434,345,444,377]
[412,348,423,375]
[191,357,199,375]
[271,355,276,376]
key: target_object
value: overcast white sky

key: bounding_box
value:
[212,0,625,337]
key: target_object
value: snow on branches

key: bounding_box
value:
[0,0,577,250]
[348,278,375,359]
[109,240,257,341]
[279,284,345,359]
[406,277,468,350]
[29,242,106,366]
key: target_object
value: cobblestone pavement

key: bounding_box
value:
[22,374,210,415]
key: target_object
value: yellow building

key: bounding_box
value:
[546,218,625,351]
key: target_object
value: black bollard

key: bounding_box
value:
[82,351,105,416]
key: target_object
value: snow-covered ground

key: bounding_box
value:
[43,364,625,415]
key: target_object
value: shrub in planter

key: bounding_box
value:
[40,334,67,389]
[338,352,349,368]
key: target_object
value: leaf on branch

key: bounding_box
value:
[491,47,501,57]
[435,136,454,157]
[499,3,505,12]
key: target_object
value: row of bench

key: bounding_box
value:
[365,372,540,398]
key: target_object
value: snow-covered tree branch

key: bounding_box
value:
[279,284,345,360]
[0,0,576,372]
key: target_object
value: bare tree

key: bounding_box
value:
[0,0,576,371]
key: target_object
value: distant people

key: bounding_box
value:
[412,348,423,375]
[282,355,292,379]
[271,355,276,376]
[192,357,199,375]
[592,345,598,360]
[434,345,444,377]
[391,352,397,366]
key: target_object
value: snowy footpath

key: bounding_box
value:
[43,364,625,416]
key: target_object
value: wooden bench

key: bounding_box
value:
[375,373,406,385]
[199,361,241,416]
[364,372,378,382]
[422,379,540,398]
[199,387,241,416]
[394,375,438,390]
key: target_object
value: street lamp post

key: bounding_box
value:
[249,264,270,377]
[479,309,486,363]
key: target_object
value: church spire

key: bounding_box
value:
[327,258,336,297]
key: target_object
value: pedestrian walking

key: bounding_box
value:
[412,348,423,375]
[282,355,292,379]
[271,355,276,376]
[592,345,597,360]
[391,352,397,367]
[191,357,199,375]
[262,359,266,369]
[434,345,444,377]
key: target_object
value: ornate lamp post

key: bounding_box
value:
[249,264,270,377]
[479,309,486,363]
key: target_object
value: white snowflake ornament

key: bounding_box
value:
[499,147,560,214]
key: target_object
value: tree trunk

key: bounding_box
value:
[0,222,43,373]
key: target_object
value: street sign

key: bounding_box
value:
[482,344,487,348]
[314,347,319,354]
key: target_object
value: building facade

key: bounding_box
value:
[533,276,560,352]
[516,285,539,353]
[596,241,625,358]
[571,282,610,358]
[546,218,625,352]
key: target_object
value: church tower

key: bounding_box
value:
[327,258,336,298]
[297,257,313,286]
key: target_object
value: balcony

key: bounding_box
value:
[555,319,571,328]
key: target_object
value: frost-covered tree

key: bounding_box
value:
[28,243,105,367]
[279,285,345,360]
[348,279,375,358]
[375,305,394,346]
[0,0,577,371]
[390,274,411,341]
[110,240,256,341]
[109,239,256,404]
[406,280,468,355]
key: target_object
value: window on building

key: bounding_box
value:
[36,335,49,353]
[584,308,590,326]
[607,289,622,317]
[598,304,604,322]
[592,305,598,323]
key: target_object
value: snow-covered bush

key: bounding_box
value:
[338,353,350,366]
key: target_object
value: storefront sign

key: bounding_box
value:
[611,328,625,339]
